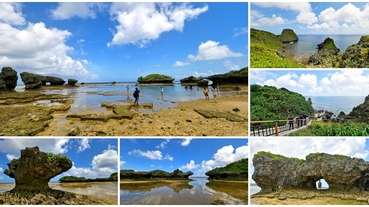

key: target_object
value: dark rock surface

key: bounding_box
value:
[197,79,209,86]
[340,36,369,68]
[20,72,66,89]
[0,67,18,91]
[278,28,298,43]
[205,158,248,180]
[308,37,340,66]
[67,79,78,86]
[207,73,247,85]
[252,151,369,193]
[180,76,202,83]
[4,146,72,191]
[120,169,193,179]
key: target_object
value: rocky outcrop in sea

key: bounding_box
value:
[20,72,66,89]
[120,169,193,179]
[278,28,298,43]
[336,95,369,123]
[252,151,369,193]
[205,158,248,180]
[340,36,369,68]
[0,67,18,91]
[308,37,340,66]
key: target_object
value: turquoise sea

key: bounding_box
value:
[284,35,362,61]
[308,96,365,116]
[15,82,240,113]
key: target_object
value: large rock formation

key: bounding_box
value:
[340,36,369,68]
[278,28,298,43]
[120,169,193,179]
[180,76,202,83]
[308,37,340,66]
[205,158,248,180]
[0,67,18,91]
[67,78,78,86]
[336,95,369,123]
[207,67,248,85]
[20,72,66,89]
[137,74,174,84]
[4,146,72,191]
[252,151,369,193]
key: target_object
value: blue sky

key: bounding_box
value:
[0,138,118,183]
[121,138,248,177]
[0,2,248,83]
[250,138,369,188]
[251,2,369,35]
[250,69,369,96]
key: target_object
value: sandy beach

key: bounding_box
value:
[38,93,248,136]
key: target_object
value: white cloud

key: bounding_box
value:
[298,74,317,88]
[188,40,243,61]
[120,160,126,167]
[0,21,97,79]
[223,60,240,71]
[6,154,16,161]
[0,3,25,25]
[173,61,190,67]
[180,160,199,171]
[77,138,90,153]
[181,138,192,147]
[92,149,118,169]
[51,3,106,20]
[263,73,298,88]
[156,139,170,149]
[250,138,369,162]
[252,2,318,25]
[108,2,208,47]
[233,27,248,37]
[198,144,249,175]
[0,139,70,157]
[0,167,3,173]
[128,149,173,161]
[251,12,289,27]
[193,70,215,77]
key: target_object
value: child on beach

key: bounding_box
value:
[203,87,209,100]
[211,86,218,103]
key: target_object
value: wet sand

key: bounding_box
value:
[39,93,248,136]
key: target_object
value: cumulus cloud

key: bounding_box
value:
[128,149,173,161]
[180,160,199,171]
[121,160,126,167]
[252,2,318,25]
[223,60,240,71]
[188,40,243,61]
[0,167,3,173]
[51,3,107,20]
[251,11,289,27]
[156,139,170,149]
[173,61,190,67]
[77,138,90,153]
[0,139,70,158]
[181,138,192,147]
[263,73,298,88]
[0,3,97,80]
[192,70,215,77]
[198,144,249,175]
[250,138,369,162]
[108,2,208,47]
[0,3,25,25]
[92,149,118,169]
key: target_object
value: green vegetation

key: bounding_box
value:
[208,159,248,173]
[137,74,174,83]
[151,169,171,176]
[250,84,314,121]
[250,28,305,68]
[46,152,68,162]
[229,67,248,75]
[255,151,305,165]
[289,121,369,136]
[59,176,87,182]
[59,172,118,182]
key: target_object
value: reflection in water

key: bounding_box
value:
[120,178,247,205]
[52,182,117,200]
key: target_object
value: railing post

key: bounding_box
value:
[274,120,279,136]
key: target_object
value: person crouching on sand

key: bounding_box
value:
[203,87,209,100]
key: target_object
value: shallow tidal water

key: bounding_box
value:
[120,178,248,205]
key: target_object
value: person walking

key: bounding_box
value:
[211,86,218,103]
[126,85,130,94]
[203,87,209,100]
[133,87,140,105]
[288,115,294,130]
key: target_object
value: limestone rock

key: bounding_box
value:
[252,151,369,193]
[180,76,202,83]
[120,169,193,179]
[67,79,78,86]
[340,36,369,68]
[20,72,66,89]
[337,94,369,123]
[205,158,248,180]
[278,28,298,43]
[308,37,340,66]
[4,146,72,191]
[197,79,209,86]
[0,67,18,91]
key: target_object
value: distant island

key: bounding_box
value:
[205,158,248,180]
[59,173,118,182]
[137,74,174,84]
[250,28,369,68]
[120,169,193,180]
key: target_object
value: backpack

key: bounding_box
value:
[133,91,139,98]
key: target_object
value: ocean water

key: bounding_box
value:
[284,35,362,61]
[308,96,365,116]
[15,82,239,113]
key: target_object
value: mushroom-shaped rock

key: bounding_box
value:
[4,146,72,192]
[68,79,78,86]
[0,67,18,91]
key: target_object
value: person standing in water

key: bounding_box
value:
[160,87,164,101]
[211,86,218,103]
[133,87,140,105]
[203,87,209,100]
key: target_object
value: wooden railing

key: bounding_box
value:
[250,118,310,136]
